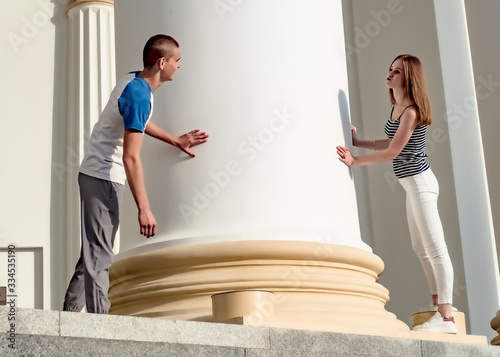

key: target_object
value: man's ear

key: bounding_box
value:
[157,56,165,69]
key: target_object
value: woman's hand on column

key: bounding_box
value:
[351,125,359,146]
[337,145,355,166]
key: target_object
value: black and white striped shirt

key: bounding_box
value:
[384,105,430,179]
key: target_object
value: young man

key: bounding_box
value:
[63,34,208,313]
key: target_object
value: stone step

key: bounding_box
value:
[0,307,498,356]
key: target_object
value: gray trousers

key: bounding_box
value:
[63,173,124,313]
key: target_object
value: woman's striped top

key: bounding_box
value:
[384,105,430,179]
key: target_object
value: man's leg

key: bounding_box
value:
[79,173,124,313]
[62,248,86,312]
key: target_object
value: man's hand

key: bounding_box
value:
[176,129,209,157]
[138,207,156,238]
[145,122,209,156]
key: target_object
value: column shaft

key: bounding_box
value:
[115,0,369,257]
[108,0,410,336]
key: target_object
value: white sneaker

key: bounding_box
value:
[413,312,458,334]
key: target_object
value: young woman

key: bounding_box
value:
[336,54,457,334]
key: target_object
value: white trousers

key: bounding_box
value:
[398,169,454,304]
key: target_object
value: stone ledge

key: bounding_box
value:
[0,307,498,357]
[0,307,269,349]
[219,314,487,346]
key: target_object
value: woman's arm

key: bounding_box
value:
[351,125,391,151]
[338,109,418,166]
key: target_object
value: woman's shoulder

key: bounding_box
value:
[398,105,419,128]
[391,104,416,120]
[401,105,418,119]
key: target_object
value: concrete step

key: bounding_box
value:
[1,307,499,356]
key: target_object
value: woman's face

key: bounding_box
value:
[386,58,405,90]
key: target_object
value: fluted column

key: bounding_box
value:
[109,0,408,336]
[66,0,115,279]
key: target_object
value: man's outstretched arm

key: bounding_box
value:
[145,121,209,157]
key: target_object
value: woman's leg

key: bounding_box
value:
[404,190,439,298]
[399,170,454,316]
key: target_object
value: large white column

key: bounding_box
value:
[115,0,368,258]
[66,0,115,279]
[433,0,500,339]
[109,0,411,336]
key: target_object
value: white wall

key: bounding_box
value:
[0,0,69,310]
[0,0,498,337]
[343,0,468,330]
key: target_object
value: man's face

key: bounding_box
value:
[162,47,181,81]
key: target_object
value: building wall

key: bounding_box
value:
[0,0,498,339]
[0,0,69,310]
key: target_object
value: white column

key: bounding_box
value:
[66,0,116,279]
[109,2,413,336]
[433,0,500,339]
[115,0,369,259]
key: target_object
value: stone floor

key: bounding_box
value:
[0,307,499,356]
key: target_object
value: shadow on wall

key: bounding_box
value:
[50,0,71,310]
[338,89,353,180]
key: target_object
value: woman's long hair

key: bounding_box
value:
[389,54,432,125]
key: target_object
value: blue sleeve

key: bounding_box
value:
[118,80,152,132]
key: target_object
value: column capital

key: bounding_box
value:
[67,0,114,14]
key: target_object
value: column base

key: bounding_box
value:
[490,310,500,345]
[109,240,409,337]
[212,290,275,323]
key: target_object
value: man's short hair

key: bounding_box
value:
[143,34,179,68]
